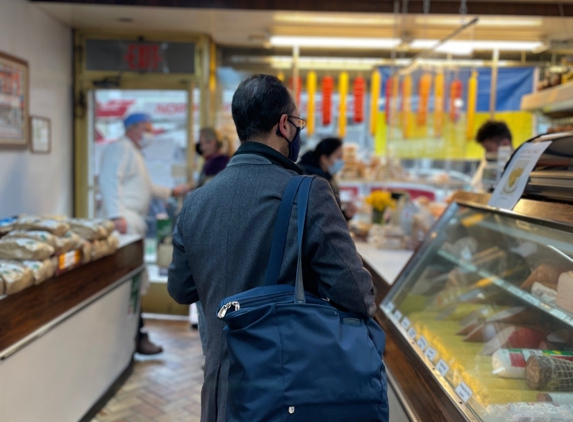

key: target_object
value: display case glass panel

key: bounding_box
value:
[382,200,573,421]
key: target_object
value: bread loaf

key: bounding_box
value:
[0,261,34,295]
[0,238,54,260]
[14,217,69,237]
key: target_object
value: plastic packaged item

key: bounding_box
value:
[0,261,34,295]
[0,238,55,260]
[67,219,109,241]
[557,271,573,313]
[21,259,56,284]
[484,401,573,422]
[492,349,573,379]
[14,217,70,237]
[538,392,573,405]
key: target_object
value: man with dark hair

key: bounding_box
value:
[476,120,513,154]
[167,74,376,422]
[472,120,514,192]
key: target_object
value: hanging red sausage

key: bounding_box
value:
[322,76,334,126]
[353,76,365,123]
[449,79,463,123]
[385,76,393,124]
[289,77,302,106]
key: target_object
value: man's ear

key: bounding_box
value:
[276,114,289,137]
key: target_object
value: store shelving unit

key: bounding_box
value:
[521,83,573,118]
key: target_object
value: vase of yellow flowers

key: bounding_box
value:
[365,191,394,225]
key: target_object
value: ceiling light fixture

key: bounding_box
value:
[269,36,401,49]
[411,39,544,52]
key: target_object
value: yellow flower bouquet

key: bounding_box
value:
[365,191,395,224]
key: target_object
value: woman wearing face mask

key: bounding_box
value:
[196,128,230,188]
[299,137,357,220]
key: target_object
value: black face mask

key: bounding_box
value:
[276,120,302,162]
[195,142,202,157]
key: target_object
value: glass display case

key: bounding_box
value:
[381,192,573,421]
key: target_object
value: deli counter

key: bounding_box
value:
[374,134,573,421]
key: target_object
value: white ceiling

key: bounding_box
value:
[35,3,573,47]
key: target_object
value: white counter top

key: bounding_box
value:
[117,234,143,249]
[355,241,413,286]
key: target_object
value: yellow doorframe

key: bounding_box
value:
[73,30,213,217]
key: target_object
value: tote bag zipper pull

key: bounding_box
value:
[218,301,240,318]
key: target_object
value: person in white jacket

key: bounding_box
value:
[100,113,189,236]
[100,112,189,354]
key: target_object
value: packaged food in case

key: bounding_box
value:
[0,261,34,295]
[526,355,573,391]
[557,271,573,313]
[538,392,573,405]
[0,238,54,260]
[492,349,573,379]
[482,327,548,356]
[21,259,56,284]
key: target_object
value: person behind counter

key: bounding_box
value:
[299,137,358,220]
[100,112,190,355]
[471,120,514,192]
[196,128,230,188]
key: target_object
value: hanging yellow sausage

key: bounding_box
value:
[417,73,433,127]
[434,70,445,138]
[466,70,478,140]
[307,71,317,136]
[370,70,382,136]
[339,72,349,137]
[277,71,285,82]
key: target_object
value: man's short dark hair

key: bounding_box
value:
[232,74,295,142]
[476,120,512,144]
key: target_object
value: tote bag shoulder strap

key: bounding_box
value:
[264,175,313,286]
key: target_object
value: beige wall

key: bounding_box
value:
[0,0,72,217]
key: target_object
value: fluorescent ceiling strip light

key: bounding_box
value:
[411,39,543,52]
[274,14,395,26]
[414,16,542,27]
[269,36,401,49]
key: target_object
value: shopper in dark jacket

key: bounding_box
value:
[299,137,357,220]
[167,75,375,422]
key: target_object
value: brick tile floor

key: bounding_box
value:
[92,319,203,422]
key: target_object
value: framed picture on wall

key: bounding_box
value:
[30,116,51,153]
[0,51,29,147]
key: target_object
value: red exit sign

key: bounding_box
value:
[124,44,164,71]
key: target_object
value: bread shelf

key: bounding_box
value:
[521,83,573,119]
[438,249,573,329]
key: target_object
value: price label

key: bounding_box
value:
[385,302,396,313]
[425,347,437,362]
[401,317,411,330]
[417,336,428,351]
[408,327,417,339]
[437,359,450,377]
[393,310,403,321]
[455,382,473,403]
[523,294,541,306]
[59,250,80,270]
[508,285,522,296]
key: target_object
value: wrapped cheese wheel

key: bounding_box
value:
[526,355,573,391]
[0,238,54,260]
[14,217,70,237]
[492,349,573,379]
[0,261,34,295]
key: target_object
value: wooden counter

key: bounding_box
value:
[0,236,145,422]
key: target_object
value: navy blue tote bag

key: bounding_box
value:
[218,176,389,422]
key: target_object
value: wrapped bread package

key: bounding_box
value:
[21,259,56,284]
[81,240,93,264]
[14,217,69,237]
[526,355,573,391]
[67,219,109,241]
[492,349,573,379]
[0,238,54,260]
[0,261,34,295]
[107,234,119,254]
[4,230,72,253]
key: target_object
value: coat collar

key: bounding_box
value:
[233,142,302,174]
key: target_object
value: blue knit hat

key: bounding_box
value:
[123,113,151,128]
